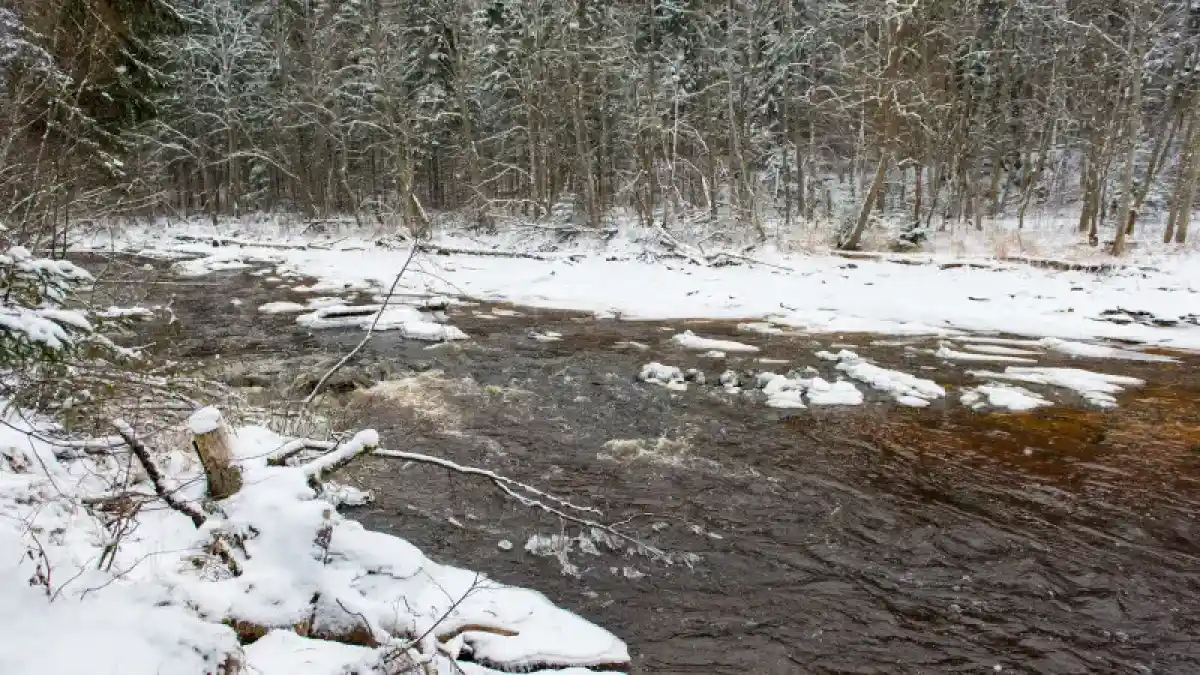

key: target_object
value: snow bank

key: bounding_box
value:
[806,377,866,406]
[670,330,760,353]
[954,342,1043,356]
[86,224,1200,350]
[757,373,807,408]
[243,630,377,675]
[960,384,1051,411]
[259,301,307,314]
[1037,337,1177,362]
[737,322,785,336]
[934,345,1038,364]
[755,372,863,408]
[297,304,468,341]
[969,367,1144,408]
[97,306,155,319]
[826,350,946,406]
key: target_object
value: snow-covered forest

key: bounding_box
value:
[3,0,1200,252]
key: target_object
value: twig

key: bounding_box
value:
[303,244,419,405]
[373,449,600,516]
[384,574,484,672]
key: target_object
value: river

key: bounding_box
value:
[93,255,1200,674]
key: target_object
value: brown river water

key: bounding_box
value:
[86,255,1200,674]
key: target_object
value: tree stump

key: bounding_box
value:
[189,407,243,499]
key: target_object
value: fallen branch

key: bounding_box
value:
[112,418,243,576]
[172,234,333,251]
[112,419,205,528]
[706,251,795,272]
[652,225,709,266]
[417,244,559,262]
[373,449,661,557]
[373,449,600,516]
[266,438,336,466]
[302,430,379,483]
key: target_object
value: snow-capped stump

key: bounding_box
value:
[670,330,760,353]
[188,406,242,499]
[684,368,706,385]
[639,362,687,390]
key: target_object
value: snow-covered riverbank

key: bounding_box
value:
[84,222,1200,350]
[0,406,628,675]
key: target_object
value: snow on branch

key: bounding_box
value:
[302,430,379,482]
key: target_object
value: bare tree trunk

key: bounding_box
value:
[1018,113,1057,230]
[1165,107,1199,243]
[571,82,600,228]
[455,43,485,226]
[1125,111,1181,236]
[840,152,888,250]
[1172,113,1200,244]
[1112,11,1147,256]
[1176,174,1196,244]
[913,164,922,225]
[782,105,792,228]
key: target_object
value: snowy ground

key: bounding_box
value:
[0,406,628,675]
[82,220,1200,350]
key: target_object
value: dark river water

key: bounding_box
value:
[88,255,1200,675]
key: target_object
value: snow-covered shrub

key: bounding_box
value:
[892,222,932,252]
[0,246,95,369]
[0,246,145,423]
